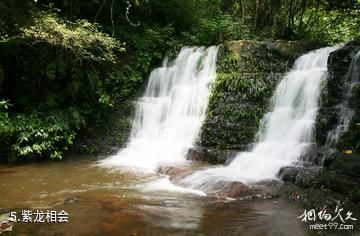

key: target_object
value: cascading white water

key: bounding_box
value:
[326,51,360,146]
[179,46,340,190]
[100,46,218,172]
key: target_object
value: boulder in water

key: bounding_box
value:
[156,165,193,181]
[209,180,249,198]
[206,180,280,199]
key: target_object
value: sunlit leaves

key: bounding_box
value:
[21,12,125,63]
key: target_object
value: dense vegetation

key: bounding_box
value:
[0,0,359,162]
[199,41,301,150]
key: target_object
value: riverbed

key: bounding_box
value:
[0,157,311,235]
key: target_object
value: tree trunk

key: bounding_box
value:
[94,0,107,23]
[254,0,260,32]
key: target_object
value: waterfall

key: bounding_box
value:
[100,46,218,172]
[326,51,360,146]
[179,46,340,190]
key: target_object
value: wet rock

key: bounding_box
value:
[281,184,360,231]
[205,180,282,199]
[223,182,248,199]
[198,40,303,154]
[0,213,14,234]
[319,148,339,169]
[315,39,360,152]
[307,151,360,204]
[186,146,239,164]
[315,107,340,144]
[72,100,135,156]
[156,165,193,181]
[317,171,360,195]
[277,40,360,230]
[328,153,360,178]
[351,187,360,204]
[210,181,249,198]
[297,144,338,167]
[64,195,85,204]
[255,179,283,188]
[0,222,13,234]
[278,166,322,188]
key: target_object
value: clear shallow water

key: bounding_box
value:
[0,157,311,236]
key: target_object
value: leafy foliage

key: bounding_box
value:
[0,1,33,37]
[2,111,83,159]
[21,12,124,62]
[200,42,287,148]
[0,7,128,161]
[301,6,360,43]
[0,0,359,161]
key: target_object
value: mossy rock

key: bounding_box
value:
[198,40,307,155]
[73,99,135,155]
[315,39,360,152]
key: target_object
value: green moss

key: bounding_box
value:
[73,99,135,155]
[199,41,296,149]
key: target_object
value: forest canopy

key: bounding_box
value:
[0,0,359,162]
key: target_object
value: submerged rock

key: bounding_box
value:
[211,181,249,198]
[0,213,14,234]
[200,179,282,199]
[156,165,193,181]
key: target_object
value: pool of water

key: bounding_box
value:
[0,157,311,235]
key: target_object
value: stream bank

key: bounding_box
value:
[59,39,360,233]
[0,157,311,236]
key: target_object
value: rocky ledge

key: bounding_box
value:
[279,39,360,230]
[188,39,360,229]
[195,40,315,163]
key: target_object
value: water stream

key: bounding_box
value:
[179,46,340,191]
[326,51,360,145]
[0,46,346,235]
[0,158,310,235]
[100,46,218,172]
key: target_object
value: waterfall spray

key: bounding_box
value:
[100,46,218,172]
[179,46,341,191]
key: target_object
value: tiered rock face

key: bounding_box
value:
[187,39,360,212]
[280,40,360,213]
[314,40,360,203]
[188,40,312,163]
[316,40,360,153]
